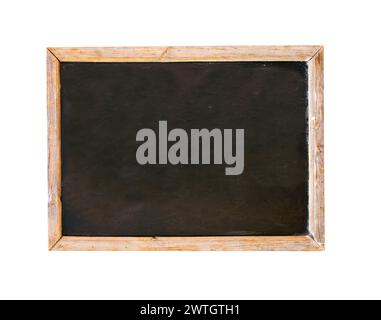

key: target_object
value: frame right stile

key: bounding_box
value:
[307,47,324,248]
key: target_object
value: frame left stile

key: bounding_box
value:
[47,50,62,250]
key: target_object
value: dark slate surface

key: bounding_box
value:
[61,61,309,236]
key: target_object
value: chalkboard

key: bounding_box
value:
[47,46,324,251]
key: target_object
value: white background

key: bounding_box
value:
[0,0,380,300]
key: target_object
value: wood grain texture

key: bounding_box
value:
[52,235,321,251]
[308,47,325,248]
[47,49,62,249]
[48,46,321,62]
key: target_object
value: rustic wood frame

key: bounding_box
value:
[47,46,324,251]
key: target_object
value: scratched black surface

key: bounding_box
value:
[61,62,309,236]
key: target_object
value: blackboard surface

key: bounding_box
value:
[61,61,309,237]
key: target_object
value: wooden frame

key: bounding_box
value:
[47,46,324,251]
